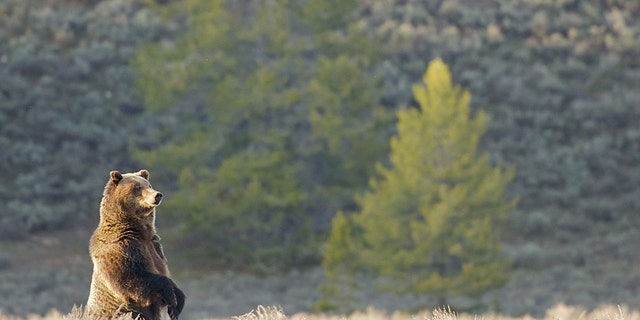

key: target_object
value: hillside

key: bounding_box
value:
[1,0,640,317]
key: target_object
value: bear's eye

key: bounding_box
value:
[134,185,142,193]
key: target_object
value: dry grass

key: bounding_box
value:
[294,305,640,320]
[0,304,637,320]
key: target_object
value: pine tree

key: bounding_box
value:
[323,58,515,305]
[131,0,390,270]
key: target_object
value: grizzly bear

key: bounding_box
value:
[86,169,185,320]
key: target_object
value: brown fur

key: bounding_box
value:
[86,170,185,320]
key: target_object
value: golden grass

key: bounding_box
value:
[291,304,637,320]
[1,304,637,320]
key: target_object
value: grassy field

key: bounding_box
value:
[0,304,636,320]
[2,230,638,320]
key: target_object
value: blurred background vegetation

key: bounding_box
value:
[2,0,640,318]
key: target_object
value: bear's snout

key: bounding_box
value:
[154,192,163,205]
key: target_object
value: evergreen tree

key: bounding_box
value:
[361,2,640,308]
[323,58,515,306]
[131,0,390,270]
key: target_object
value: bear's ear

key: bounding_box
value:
[110,171,123,185]
[137,169,150,180]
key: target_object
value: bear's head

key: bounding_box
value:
[102,169,163,218]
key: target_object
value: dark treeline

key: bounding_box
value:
[2,0,640,312]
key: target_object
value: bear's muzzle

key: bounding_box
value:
[153,192,163,205]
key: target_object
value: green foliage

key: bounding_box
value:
[322,211,360,281]
[324,59,515,305]
[132,0,390,270]
[359,0,640,306]
[292,0,356,33]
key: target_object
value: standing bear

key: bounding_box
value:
[86,169,185,320]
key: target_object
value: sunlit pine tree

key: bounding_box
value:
[324,58,516,306]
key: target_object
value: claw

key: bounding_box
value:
[168,307,179,320]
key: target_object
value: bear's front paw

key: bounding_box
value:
[168,306,179,320]
[159,284,177,308]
